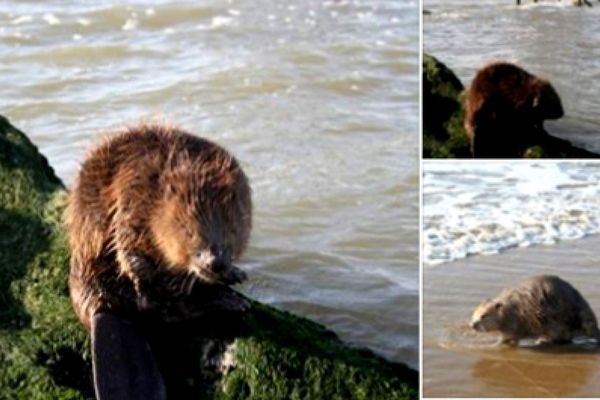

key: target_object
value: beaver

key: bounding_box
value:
[66,123,252,328]
[517,0,595,6]
[464,62,564,158]
[574,0,597,7]
[470,275,600,345]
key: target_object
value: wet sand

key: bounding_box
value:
[424,235,600,397]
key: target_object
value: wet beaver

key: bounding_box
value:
[464,62,564,157]
[66,123,252,328]
[517,0,596,7]
[470,275,600,345]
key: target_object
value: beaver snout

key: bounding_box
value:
[209,245,231,272]
[192,246,231,274]
[547,103,564,120]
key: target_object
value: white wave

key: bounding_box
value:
[11,15,33,25]
[42,13,61,26]
[122,18,139,31]
[424,163,600,265]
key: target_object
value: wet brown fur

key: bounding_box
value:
[471,275,600,345]
[464,62,564,158]
[66,124,252,329]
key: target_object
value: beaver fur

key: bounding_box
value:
[470,275,599,345]
[66,123,252,328]
[464,62,564,157]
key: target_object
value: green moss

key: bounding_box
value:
[0,116,92,400]
[216,302,417,400]
[0,115,417,399]
[422,54,471,158]
[523,146,545,158]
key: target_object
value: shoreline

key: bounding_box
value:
[424,231,600,268]
[424,234,600,397]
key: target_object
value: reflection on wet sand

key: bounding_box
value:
[471,346,596,397]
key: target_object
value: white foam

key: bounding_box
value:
[211,16,234,28]
[11,15,33,25]
[424,163,600,265]
[76,18,91,26]
[43,13,61,25]
[122,18,139,31]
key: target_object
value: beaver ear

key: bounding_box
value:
[494,302,503,310]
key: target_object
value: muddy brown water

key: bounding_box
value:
[424,235,600,397]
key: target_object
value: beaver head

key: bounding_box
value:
[532,79,564,121]
[149,151,252,284]
[470,299,504,332]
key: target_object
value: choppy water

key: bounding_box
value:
[0,1,418,368]
[424,162,600,265]
[424,0,600,152]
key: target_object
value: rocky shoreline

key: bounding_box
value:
[0,115,417,400]
[423,54,600,159]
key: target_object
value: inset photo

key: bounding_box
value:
[423,161,600,397]
[422,1,600,158]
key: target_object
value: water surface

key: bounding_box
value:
[0,0,419,368]
[424,161,600,396]
[424,0,600,151]
[424,237,600,397]
[424,162,600,265]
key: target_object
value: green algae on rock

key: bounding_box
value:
[0,115,418,400]
[422,54,600,159]
[0,115,92,400]
[422,54,471,158]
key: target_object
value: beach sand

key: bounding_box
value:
[424,235,600,397]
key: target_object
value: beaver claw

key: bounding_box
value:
[160,287,250,323]
[136,293,161,313]
[219,266,247,285]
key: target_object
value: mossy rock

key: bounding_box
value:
[0,115,418,399]
[422,54,471,158]
[422,54,600,159]
[521,135,600,159]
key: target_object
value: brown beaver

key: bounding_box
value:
[470,275,600,345]
[66,123,252,329]
[517,0,596,7]
[464,62,564,158]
